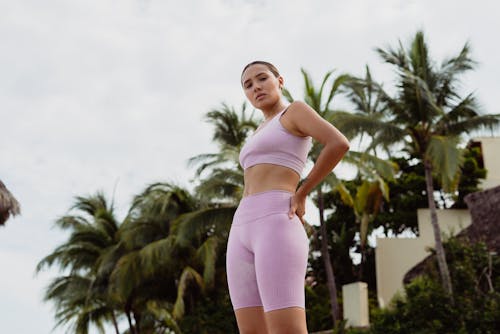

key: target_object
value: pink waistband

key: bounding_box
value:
[232,190,293,225]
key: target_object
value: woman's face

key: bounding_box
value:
[241,64,283,109]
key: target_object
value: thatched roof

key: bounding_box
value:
[0,180,21,225]
[404,185,500,284]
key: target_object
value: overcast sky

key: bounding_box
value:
[1,0,499,333]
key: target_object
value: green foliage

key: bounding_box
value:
[306,284,334,331]
[323,181,378,286]
[38,182,236,334]
[374,157,427,234]
[452,144,487,208]
[36,192,122,334]
[370,238,500,334]
[178,290,237,334]
[373,144,486,235]
[371,276,459,334]
[187,102,256,197]
[309,188,359,285]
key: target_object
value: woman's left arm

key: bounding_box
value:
[287,101,350,220]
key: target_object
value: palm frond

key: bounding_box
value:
[301,68,316,108]
[109,251,142,303]
[324,73,350,111]
[400,69,442,123]
[53,215,91,231]
[435,46,474,107]
[36,240,102,274]
[146,301,182,334]
[172,266,204,320]
[137,236,177,278]
[370,121,408,149]
[95,243,125,285]
[332,111,385,140]
[70,192,113,219]
[318,70,334,105]
[204,102,259,148]
[187,152,223,175]
[170,207,236,248]
[439,41,476,80]
[43,275,92,302]
[0,180,21,225]
[344,151,399,181]
[336,182,354,208]
[438,92,479,126]
[188,145,242,177]
[409,31,433,84]
[119,218,166,250]
[195,236,219,289]
[426,135,464,192]
[446,114,500,136]
[375,39,409,70]
[127,182,196,220]
[282,87,294,102]
[193,167,243,202]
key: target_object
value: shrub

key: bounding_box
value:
[369,238,500,334]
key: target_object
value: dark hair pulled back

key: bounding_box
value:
[241,61,280,84]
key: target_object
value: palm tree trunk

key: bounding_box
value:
[133,311,141,334]
[317,188,340,326]
[358,244,365,281]
[126,310,137,334]
[358,214,369,281]
[111,311,120,334]
[424,159,454,301]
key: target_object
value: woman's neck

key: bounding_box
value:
[261,102,288,121]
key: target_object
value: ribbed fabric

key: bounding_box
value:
[226,190,310,312]
[239,105,312,176]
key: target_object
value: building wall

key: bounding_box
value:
[375,137,500,307]
[376,210,471,307]
[476,137,500,189]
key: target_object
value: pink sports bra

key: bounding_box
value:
[239,105,312,176]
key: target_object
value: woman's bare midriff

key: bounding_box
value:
[242,163,300,197]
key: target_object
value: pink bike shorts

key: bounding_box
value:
[226,190,310,312]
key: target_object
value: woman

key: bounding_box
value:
[226,61,349,334]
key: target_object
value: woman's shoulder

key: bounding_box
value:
[288,100,308,110]
[280,101,320,137]
[285,101,319,121]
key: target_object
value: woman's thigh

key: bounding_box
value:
[265,306,308,334]
[254,213,309,312]
[234,305,307,334]
[234,306,269,334]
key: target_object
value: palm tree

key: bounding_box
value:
[42,274,120,334]
[108,181,235,332]
[337,65,390,155]
[36,192,121,334]
[188,102,259,203]
[0,180,21,225]
[107,182,196,333]
[372,30,500,298]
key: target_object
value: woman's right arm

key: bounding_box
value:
[289,101,350,198]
